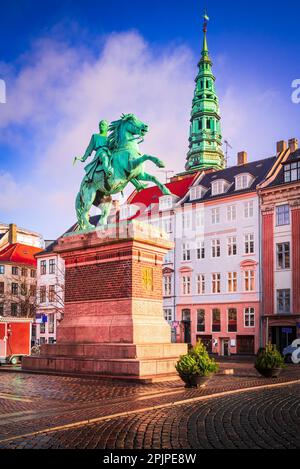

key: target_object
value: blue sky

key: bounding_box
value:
[0,0,299,238]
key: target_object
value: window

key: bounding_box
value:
[284,161,300,183]
[277,289,290,314]
[197,309,205,332]
[277,243,290,270]
[162,217,172,234]
[197,240,205,260]
[227,205,236,222]
[276,205,290,226]
[21,303,28,316]
[40,323,46,334]
[190,186,204,201]
[48,314,55,334]
[40,286,46,303]
[212,309,221,332]
[39,336,46,344]
[227,272,237,292]
[159,196,173,211]
[244,270,255,292]
[49,259,56,275]
[244,233,254,254]
[12,267,18,275]
[40,260,46,275]
[227,237,237,256]
[182,213,192,233]
[212,273,221,294]
[196,210,204,228]
[164,250,173,264]
[244,308,255,327]
[49,285,56,302]
[120,204,138,220]
[11,303,18,316]
[30,269,36,278]
[197,274,205,295]
[20,283,27,296]
[228,308,237,332]
[211,180,226,196]
[182,243,191,262]
[182,309,191,321]
[0,282,4,295]
[244,201,254,218]
[163,276,172,297]
[235,174,252,190]
[21,268,28,277]
[182,276,191,295]
[212,239,221,258]
[0,303,3,315]
[211,208,220,224]
[30,285,36,297]
[11,283,18,295]
[164,308,173,324]
[0,265,5,274]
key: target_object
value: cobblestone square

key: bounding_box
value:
[0,362,299,450]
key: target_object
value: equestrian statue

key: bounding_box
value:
[74,114,172,231]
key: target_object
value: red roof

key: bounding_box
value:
[128,175,198,209]
[0,243,42,267]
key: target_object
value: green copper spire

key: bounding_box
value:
[185,13,225,172]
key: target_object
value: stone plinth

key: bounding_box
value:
[22,221,187,381]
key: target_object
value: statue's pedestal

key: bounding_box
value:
[22,221,187,382]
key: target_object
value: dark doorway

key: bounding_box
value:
[237,335,255,355]
[182,309,191,344]
[197,335,212,353]
[271,326,297,352]
[222,339,230,357]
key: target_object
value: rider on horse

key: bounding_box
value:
[75,120,113,187]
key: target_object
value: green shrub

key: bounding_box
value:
[255,343,285,370]
[175,340,219,377]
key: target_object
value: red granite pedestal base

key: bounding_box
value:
[22,221,187,382]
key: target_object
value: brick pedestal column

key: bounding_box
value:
[23,221,187,381]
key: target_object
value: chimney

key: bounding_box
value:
[276,140,287,154]
[8,223,17,244]
[288,138,299,153]
[237,151,248,166]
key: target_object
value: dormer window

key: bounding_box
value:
[211,180,228,196]
[159,196,173,212]
[235,173,254,191]
[284,161,300,183]
[190,186,206,201]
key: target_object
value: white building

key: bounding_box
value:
[35,243,65,345]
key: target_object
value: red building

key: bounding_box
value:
[258,138,300,351]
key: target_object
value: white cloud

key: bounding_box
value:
[0,31,195,238]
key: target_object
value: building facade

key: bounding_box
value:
[34,244,65,345]
[0,224,42,320]
[259,138,300,351]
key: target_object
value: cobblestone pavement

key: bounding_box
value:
[0,363,299,449]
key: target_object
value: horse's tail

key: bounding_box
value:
[75,185,86,228]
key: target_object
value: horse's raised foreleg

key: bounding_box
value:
[129,154,165,171]
[136,172,172,196]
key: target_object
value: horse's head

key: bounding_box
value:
[120,113,149,137]
[108,114,149,151]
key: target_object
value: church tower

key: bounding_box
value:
[185,13,225,172]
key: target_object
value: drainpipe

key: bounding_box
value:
[258,194,263,349]
[173,208,177,343]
